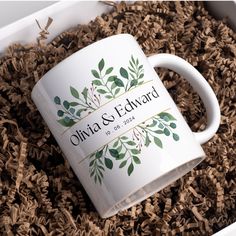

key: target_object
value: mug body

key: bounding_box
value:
[32,34,205,218]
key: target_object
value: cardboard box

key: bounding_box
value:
[0,1,235,235]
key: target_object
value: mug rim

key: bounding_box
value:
[31,33,134,96]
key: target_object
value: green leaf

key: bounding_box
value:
[120,67,129,79]
[154,130,164,134]
[97,167,103,176]
[95,150,103,158]
[90,169,95,177]
[98,167,104,177]
[117,146,122,153]
[63,100,70,109]
[70,102,79,106]
[69,108,75,114]
[145,135,151,147]
[173,133,180,141]
[97,89,107,94]
[57,110,64,117]
[105,95,113,99]
[113,140,119,148]
[136,58,139,66]
[98,164,105,171]
[111,83,116,90]
[149,120,157,127]
[133,156,141,164]
[130,73,136,80]
[138,81,144,85]
[97,175,102,185]
[128,67,135,74]
[154,137,163,148]
[98,58,105,72]
[98,158,103,165]
[108,76,116,82]
[64,116,71,123]
[158,123,164,129]
[92,80,102,86]
[127,141,136,146]
[70,86,80,99]
[81,87,88,101]
[170,123,177,129]
[89,159,95,167]
[91,69,100,78]
[114,88,121,95]
[129,60,135,70]
[131,149,140,155]
[164,128,170,136]
[139,73,144,79]
[57,118,76,127]
[138,65,143,70]
[98,168,104,179]
[94,175,97,183]
[163,116,169,122]
[130,79,138,88]
[128,163,134,176]
[109,149,119,158]
[114,78,125,87]
[76,109,85,117]
[105,158,113,169]
[121,136,128,140]
[131,55,135,65]
[105,67,113,75]
[54,96,61,105]
[159,112,176,121]
[129,60,135,69]
[119,160,127,168]
[116,153,125,160]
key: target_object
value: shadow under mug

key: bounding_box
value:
[32,34,220,218]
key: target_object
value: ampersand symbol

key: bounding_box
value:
[102,113,115,126]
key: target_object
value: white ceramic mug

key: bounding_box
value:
[32,34,220,218]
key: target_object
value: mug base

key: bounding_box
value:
[101,156,204,218]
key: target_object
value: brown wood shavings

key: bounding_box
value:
[0,1,236,235]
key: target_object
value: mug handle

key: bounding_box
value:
[148,53,221,145]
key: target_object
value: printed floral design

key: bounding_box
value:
[53,56,145,127]
[54,56,180,185]
[54,84,101,127]
[89,112,179,184]
[91,55,145,97]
